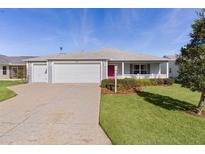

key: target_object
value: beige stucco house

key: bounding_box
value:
[25,48,171,83]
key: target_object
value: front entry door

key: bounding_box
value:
[108,65,115,79]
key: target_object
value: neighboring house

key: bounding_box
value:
[0,55,35,80]
[161,55,179,78]
[25,48,170,83]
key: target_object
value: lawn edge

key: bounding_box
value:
[99,93,114,145]
[0,80,26,102]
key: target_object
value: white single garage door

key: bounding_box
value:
[53,63,101,83]
[33,64,48,83]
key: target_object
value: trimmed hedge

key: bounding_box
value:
[163,78,175,85]
[101,78,138,91]
[101,78,174,91]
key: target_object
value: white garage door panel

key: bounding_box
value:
[33,64,47,83]
[53,63,100,83]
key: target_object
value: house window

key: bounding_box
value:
[169,68,172,73]
[130,64,150,74]
[3,66,7,75]
[134,65,140,74]
[141,65,146,74]
[141,64,150,74]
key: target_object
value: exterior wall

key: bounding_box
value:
[169,61,178,78]
[101,60,108,80]
[48,61,52,83]
[27,62,32,82]
[161,62,166,74]
[0,65,10,79]
[150,63,160,74]
[161,61,178,78]
[124,63,130,74]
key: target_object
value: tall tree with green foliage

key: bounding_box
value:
[176,9,205,114]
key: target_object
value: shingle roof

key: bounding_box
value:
[0,55,8,64]
[163,54,178,60]
[25,48,169,62]
[0,55,36,65]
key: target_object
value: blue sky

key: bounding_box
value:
[0,8,199,56]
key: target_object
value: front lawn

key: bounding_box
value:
[100,84,205,144]
[0,80,26,102]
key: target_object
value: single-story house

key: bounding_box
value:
[0,55,35,80]
[25,48,171,83]
[161,55,179,78]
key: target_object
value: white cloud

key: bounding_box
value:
[66,9,103,50]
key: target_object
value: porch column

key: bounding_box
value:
[166,62,169,78]
[26,63,29,81]
[158,63,161,74]
[105,61,108,79]
[122,62,124,78]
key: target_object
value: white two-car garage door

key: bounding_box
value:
[53,63,101,83]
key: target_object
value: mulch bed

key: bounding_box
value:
[101,86,144,95]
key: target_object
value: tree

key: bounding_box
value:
[176,9,205,114]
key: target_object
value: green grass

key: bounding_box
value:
[0,80,26,102]
[100,84,205,144]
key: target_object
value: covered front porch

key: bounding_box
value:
[9,65,26,79]
[107,61,169,79]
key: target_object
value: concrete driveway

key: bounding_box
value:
[0,83,111,144]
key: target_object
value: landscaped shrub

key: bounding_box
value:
[150,79,166,85]
[136,79,152,86]
[101,78,138,90]
[163,78,174,85]
[117,83,126,91]
[101,79,115,90]
[101,79,113,88]
[156,78,164,85]
[101,78,174,92]
[150,79,158,86]
[174,77,181,84]
[120,78,138,89]
[16,69,26,79]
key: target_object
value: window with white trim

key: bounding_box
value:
[3,66,7,75]
[134,64,140,74]
[130,64,150,74]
